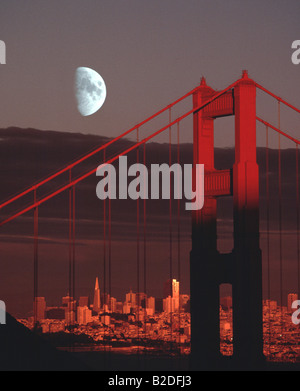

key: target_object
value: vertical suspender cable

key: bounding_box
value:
[177,121,181,366]
[169,108,173,351]
[296,144,300,298]
[72,185,76,321]
[136,128,140,353]
[108,159,112,301]
[67,175,75,351]
[278,101,283,335]
[103,149,107,358]
[108,152,112,352]
[68,170,73,326]
[177,122,181,287]
[143,143,147,358]
[33,189,39,328]
[266,125,271,356]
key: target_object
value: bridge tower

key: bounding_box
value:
[190,71,264,370]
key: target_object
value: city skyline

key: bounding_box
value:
[32,277,187,319]
[20,276,300,363]
[30,275,299,323]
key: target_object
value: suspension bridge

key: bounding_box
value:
[0,70,299,370]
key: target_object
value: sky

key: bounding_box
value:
[0,0,299,147]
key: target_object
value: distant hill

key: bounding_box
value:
[0,312,90,371]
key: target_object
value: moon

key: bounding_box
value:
[75,67,107,116]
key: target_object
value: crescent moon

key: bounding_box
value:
[75,67,107,116]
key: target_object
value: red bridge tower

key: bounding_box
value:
[190,71,264,370]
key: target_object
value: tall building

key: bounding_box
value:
[163,296,177,313]
[126,290,136,307]
[163,279,180,312]
[77,306,92,325]
[146,297,156,316]
[123,302,132,314]
[110,297,117,313]
[93,277,101,313]
[288,293,298,313]
[164,279,180,299]
[34,297,46,321]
